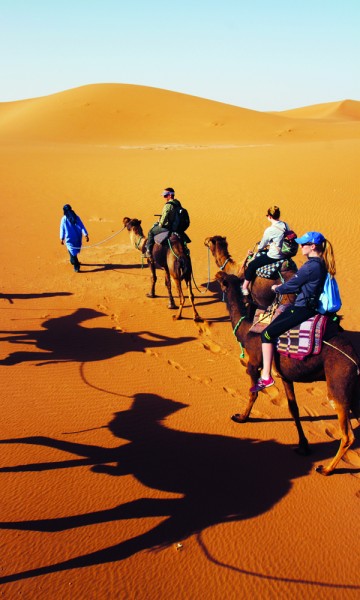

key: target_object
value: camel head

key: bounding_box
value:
[123,217,144,236]
[215,271,243,297]
[204,235,228,256]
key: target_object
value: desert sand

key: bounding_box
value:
[0,84,359,599]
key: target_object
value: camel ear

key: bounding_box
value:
[139,220,142,224]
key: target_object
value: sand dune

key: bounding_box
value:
[1,84,360,145]
[277,99,360,120]
[0,84,360,599]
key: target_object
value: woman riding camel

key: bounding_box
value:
[242,205,290,296]
[250,231,335,392]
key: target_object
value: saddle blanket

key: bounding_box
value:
[277,314,328,360]
[154,231,189,245]
[255,258,297,279]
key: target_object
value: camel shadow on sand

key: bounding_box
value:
[1,392,357,587]
[0,307,196,366]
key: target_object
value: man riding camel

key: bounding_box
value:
[145,187,183,259]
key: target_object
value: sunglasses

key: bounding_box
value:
[300,242,313,247]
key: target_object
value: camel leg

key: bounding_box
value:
[232,361,260,423]
[146,261,157,298]
[282,380,310,455]
[172,276,185,320]
[187,279,202,322]
[316,402,355,476]
[164,269,177,310]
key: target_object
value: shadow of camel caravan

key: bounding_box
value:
[0,393,322,584]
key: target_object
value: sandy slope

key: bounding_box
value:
[0,85,359,599]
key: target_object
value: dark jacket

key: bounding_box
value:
[158,199,181,229]
[275,257,327,308]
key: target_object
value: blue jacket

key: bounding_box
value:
[276,257,327,307]
[60,215,88,256]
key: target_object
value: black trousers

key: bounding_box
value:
[245,253,279,281]
[261,305,316,343]
[69,251,80,270]
[147,225,168,250]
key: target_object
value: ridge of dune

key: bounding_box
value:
[0,83,285,145]
[0,83,359,145]
[275,99,360,120]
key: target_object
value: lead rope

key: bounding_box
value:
[323,340,360,375]
[191,246,211,294]
[69,226,126,250]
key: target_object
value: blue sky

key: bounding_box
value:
[0,0,359,111]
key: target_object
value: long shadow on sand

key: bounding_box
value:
[0,308,195,365]
[0,393,358,588]
[79,262,144,272]
[0,291,72,305]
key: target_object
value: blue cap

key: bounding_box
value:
[295,231,325,245]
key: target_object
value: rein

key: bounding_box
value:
[135,235,144,250]
[233,315,246,359]
[219,257,231,271]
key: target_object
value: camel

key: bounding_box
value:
[124,217,201,322]
[215,270,360,475]
[205,235,297,308]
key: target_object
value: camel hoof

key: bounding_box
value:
[146,293,156,298]
[315,465,331,476]
[168,304,178,310]
[231,413,248,424]
[194,316,203,323]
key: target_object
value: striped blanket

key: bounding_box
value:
[277,314,328,360]
[255,257,297,279]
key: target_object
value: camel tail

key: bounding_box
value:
[177,255,191,282]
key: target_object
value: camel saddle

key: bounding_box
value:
[277,314,328,360]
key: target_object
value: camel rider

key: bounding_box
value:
[145,187,182,258]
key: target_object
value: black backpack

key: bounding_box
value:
[169,201,190,233]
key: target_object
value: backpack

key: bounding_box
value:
[281,230,298,257]
[317,273,342,314]
[168,201,190,233]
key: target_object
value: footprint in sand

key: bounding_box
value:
[200,340,227,354]
[185,374,212,386]
[167,359,185,371]
[195,320,212,337]
[97,304,108,312]
[342,449,360,468]
[223,386,238,397]
[303,406,320,419]
[324,424,339,440]
[306,386,324,397]
[144,348,159,358]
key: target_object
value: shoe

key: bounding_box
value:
[242,288,250,296]
[145,250,153,259]
[250,376,275,393]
